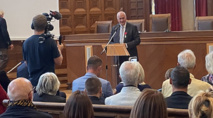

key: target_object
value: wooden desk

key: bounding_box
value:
[65,31,213,89]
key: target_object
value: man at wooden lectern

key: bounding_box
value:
[109,11,141,65]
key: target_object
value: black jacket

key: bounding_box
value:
[0,17,11,49]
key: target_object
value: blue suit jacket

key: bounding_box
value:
[72,72,113,98]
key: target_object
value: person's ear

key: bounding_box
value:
[177,63,180,66]
[188,78,191,85]
[28,91,33,101]
[169,78,172,85]
[100,87,102,94]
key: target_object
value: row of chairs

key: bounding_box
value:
[95,14,213,33]
[2,99,189,118]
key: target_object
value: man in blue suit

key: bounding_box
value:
[72,55,113,98]
[110,11,141,65]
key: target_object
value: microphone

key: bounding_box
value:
[114,25,120,31]
[50,11,62,20]
[101,25,119,55]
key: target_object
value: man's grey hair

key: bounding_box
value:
[205,52,213,74]
[117,11,126,19]
[119,61,139,86]
[135,62,145,83]
[36,72,60,96]
[178,49,196,69]
[32,14,47,31]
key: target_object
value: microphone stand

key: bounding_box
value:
[101,27,119,81]
[101,29,118,55]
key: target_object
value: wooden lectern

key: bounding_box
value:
[102,43,130,86]
[101,43,130,56]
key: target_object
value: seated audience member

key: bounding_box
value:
[158,68,173,92]
[201,52,213,85]
[105,61,141,106]
[72,55,113,98]
[0,78,52,118]
[64,90,94,118]
[116,62,151,93]
[165,68,173,80]
[166,66,192,109]
[17,61,29,79]
[162,49,211,98]
[0,70,10,92]
[33,72,66,103]
[188,91,213,118]
[0,85,8,114]
[130,89,167,118]
[85,77,104,104]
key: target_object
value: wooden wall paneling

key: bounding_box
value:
[208,0,213,16]
[120,0,151,31]
[89,0,102,33]
[65,45,86,86]
[64,31,213,89]
[6,41,23,72]
[143,0,151,31]
[104,0,120,26]
[59,0,72,35]
[60,0,134,34]
[72,0,87,34]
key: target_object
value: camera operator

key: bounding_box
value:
[22,14,63,86]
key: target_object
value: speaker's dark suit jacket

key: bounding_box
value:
[110,22,140,64]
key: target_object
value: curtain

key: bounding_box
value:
[196,0,207,16]
[154,0,182,31]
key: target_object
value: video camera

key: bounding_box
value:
[42,10,62,39]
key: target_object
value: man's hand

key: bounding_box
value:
[57,41,64,51]
[9,44,14,50]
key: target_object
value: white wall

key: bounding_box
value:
[0,0,60,40]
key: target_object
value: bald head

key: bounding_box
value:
[8,78,33,101]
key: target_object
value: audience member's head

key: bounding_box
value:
[64,91,94,118]
[32,14,47,31]
[135,62,145,84]
[36,72,60,96]
[177,49,196,70]
[188,91,213,118]
[205,52,213,74]
[165,68,173,80]
[0,10,4,17]
[119,61,139,86]
[8,78,33,101]
[85,77,102,97]
[170,66,190,89]
[87,55,102,76]
[130,89,167,118]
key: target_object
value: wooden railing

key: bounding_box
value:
[3,99,189,118]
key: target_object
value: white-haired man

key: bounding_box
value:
[0,78,52,118]
[201,52,213,85]
[162,49,211,97]
[105,61,141,106]
[110,11,141,65]
[0,10,14,71]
